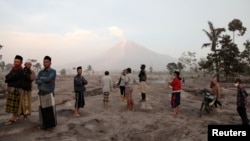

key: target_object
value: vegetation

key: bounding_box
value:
[201,19,248,82]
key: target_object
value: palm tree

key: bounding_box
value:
[228,19,247,43]
[202,21,225,81]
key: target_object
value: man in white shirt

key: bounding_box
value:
[101,71,113,108]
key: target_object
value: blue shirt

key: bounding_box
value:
[35,68,56,94]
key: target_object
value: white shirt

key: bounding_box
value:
[101,75,113,92]
[124,73,134,87]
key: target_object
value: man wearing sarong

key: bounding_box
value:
[101,71,113,108]
[35,56,57,129]
[73,66,88,116]
[124,68,135,111]
[18,60,35,120]
[4,55,24,126]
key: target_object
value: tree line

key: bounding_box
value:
[166,18,249,82]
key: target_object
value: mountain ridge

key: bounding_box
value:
[61,40,177,72]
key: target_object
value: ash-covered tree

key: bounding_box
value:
[178,51,197,72]
[198,57,213,77]
[60,68,67,75]
[240,40,250,75]
[0,44,4,72]
[219,35,241,80]
[202,21,225,82]
[228,19,247,43]
[33,62,42,72]
[149,66,153,73]
[166,62,178,75]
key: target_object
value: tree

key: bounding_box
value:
[166,62,178,74]
[33,62,42,72]
[240,40,250,75]
[228,19,247,43]
[219,35,240,80]
[60,69,67,75]
[241,40,250,65]
[202,21,225,82]
[198,58,212,77]
[0,61,5,72]
[87,65,92,71]
[149,66,153,73]
[178,51,197,72]
[5,63,13,72]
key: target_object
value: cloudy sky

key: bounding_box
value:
[0,0,249,70]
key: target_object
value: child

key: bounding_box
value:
[101,71,113,108]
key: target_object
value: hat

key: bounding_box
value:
[77,66,82,70]
[25,59,32,64]
[15,55,23,61]
[43,56,51,61]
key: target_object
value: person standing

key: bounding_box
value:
[168,70,182,115]
[124,68,135,111]
[101,71,113,108]
[210,77,222,109]
[138,64,147,102]
[73,66,88,116]
[18,60,36,120]
[4,55,24,125]
[35,56,57,129]
[234,78,249,125]
[117,69,126,101]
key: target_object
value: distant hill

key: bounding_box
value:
[65,40,177,72]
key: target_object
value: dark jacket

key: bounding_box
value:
[22,67,35,91]
[74,75,88,92]
[138,70,147,82]
[5,68,24,88]
[237,84,248,107]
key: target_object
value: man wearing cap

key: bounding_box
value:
[35,56,57,129]
[73,66,88,116]
[18,60,36,120]
[4,55,24,125]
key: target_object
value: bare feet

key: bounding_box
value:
[170,111,177,115]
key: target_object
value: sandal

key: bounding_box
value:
[4,120,16,126]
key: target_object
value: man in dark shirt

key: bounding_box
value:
[4,55,24,125]
[138,64,147,102]
[234,78,249,125]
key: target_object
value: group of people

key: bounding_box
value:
[98,64,148,111]
[3,55,249,130]
[4,55,57,129]
[4,55,35,125]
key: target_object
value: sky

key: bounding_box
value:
[0,0,249,70]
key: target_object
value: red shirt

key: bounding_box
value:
[170,77,181,91]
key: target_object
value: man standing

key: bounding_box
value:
[125,68,135,111]
[73,66,88,116]
[234,78,249,125]
[101,71,113,108]
[138,64,147,102]
[35,56,57,129]
[4,55,24,125]
[19,60,36,120]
